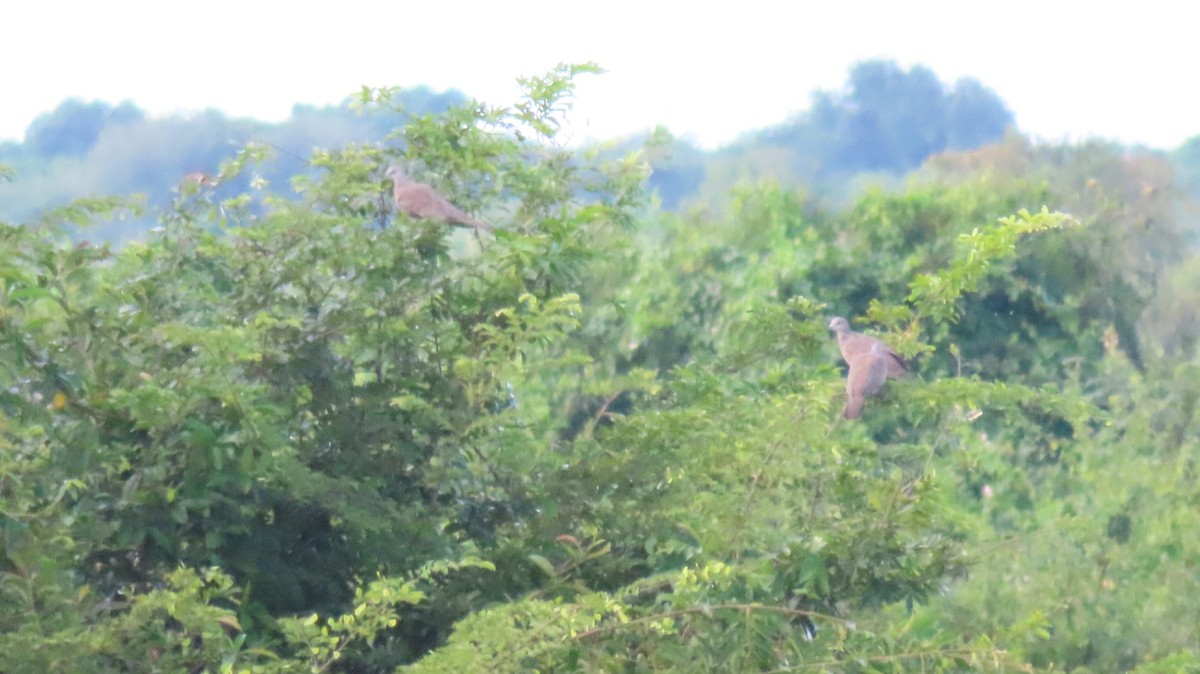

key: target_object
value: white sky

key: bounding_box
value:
[4,1,1197,150]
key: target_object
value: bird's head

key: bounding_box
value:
[828,316,850,334]
[384,164,412,185]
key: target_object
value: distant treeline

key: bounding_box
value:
[3,60,1199,239]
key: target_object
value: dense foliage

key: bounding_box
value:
[2,64,1199,674]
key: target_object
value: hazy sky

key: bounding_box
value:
[5,1,1196,150]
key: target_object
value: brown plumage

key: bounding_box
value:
[828,316,906,419]
[385,165,493,232]
[828,316,906,378]
[842,342,890,419]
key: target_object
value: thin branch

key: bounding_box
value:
[764,646,1011,673]
[572,603,850,642]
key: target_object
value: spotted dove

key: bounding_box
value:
[828,316,906,419]
[385,165,493,232]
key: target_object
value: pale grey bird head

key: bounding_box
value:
[828,316,850,334]
[384,164,413,185]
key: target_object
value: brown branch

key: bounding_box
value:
[572,603,849,642]
[764,646,1011,673]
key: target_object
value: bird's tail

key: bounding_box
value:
[843,396,864,419]
[465,215,495,232]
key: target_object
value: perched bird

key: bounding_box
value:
[828,317,906,377]
[828,316,906,419]
[384,165,493,232]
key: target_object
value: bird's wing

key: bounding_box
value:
[394,184,445,221]
[840,331,906,377]
[843,345,889,419]
[396,184,492,231]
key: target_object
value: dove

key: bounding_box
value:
[385,165,493,232]
[828,316,906,419]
